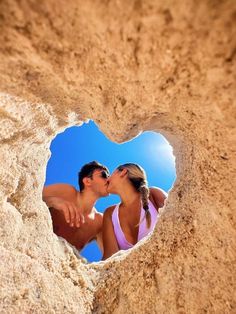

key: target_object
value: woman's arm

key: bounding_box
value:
[94,212,104,254]
[96,231,104,255]
[102,206,119,260]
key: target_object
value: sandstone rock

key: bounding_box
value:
[0,0,235,313]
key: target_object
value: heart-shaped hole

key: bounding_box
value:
[44,120,176,262]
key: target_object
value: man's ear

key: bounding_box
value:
[82,177,92,187]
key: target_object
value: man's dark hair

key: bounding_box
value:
[78,161,109,191]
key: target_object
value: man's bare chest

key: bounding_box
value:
[71,218,99,250]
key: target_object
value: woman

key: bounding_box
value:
[102,163,167,259]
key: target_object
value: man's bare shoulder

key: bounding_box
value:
[43,183,77,199]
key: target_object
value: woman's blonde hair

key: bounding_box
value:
[117,163,151,228]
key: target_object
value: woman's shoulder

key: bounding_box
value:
[103,204,117,217]
[149,186,168,195]
[149,186,168,209]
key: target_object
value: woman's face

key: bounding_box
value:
[107,168,124,193]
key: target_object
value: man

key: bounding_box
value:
[43,161,109,253]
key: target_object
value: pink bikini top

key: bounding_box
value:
[111,200,159,250]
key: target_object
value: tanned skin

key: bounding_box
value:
[102,168,167,259]
[43,169,109,252]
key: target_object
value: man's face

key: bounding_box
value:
[89,169,110,196]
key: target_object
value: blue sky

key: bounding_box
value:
[45,120,176,262]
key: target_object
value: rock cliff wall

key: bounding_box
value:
[0,1,235,313]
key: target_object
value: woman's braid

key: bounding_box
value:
[139,182,151,228]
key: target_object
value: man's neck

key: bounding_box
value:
[76,189,98,215]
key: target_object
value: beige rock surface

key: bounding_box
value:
[0,0,235,313]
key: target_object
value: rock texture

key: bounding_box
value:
[0,0,235,313]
